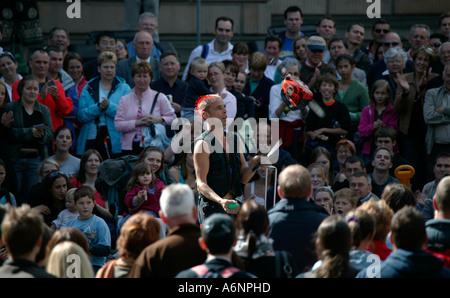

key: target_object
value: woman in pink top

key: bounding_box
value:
[115,60,176,155]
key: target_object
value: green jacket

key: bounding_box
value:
[336,79,370,124]
[5,99,53,162]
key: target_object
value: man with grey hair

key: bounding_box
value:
[124,0,159,34]
[126,12,173,61]
[129,183,207,278]
[406,24,430,61]
[423,63,450,161]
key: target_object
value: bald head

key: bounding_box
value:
[278,164,311,198]
[383,32,403,51]
[133,31,154,59]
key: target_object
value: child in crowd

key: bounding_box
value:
[333,187,358,215]
[137,146,176,185]
[50,188,79,230]
[335,54,370,139]
[305,74,352,157]
[124,162,165,218]
[0,159,16,207]
[120,162,167,239]
[308,163,328,194]
[313,186,334,214]
[63,186,111,273]
[181,57,210,120]
[234,69,255,119]
[346,208,376,272]
[309,146,334,186]
[358,198,393,261]
[358,79,398,164]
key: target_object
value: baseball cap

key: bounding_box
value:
[201,213,235,241]
[306,36,326,51]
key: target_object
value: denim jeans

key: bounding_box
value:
[14,156,42,205]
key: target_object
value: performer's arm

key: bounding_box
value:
[194,140,237,213]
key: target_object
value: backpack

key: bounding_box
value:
[95,155,139,222]
[201,44,209,59]
[190,264,240,278]
[275,250,294,278]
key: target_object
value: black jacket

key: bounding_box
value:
[268,198,329,273]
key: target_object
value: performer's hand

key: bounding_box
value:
[221,196,240,215]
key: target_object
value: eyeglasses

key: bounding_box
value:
[383,42,400,47]
[374,29,389,34]
[432,43,442,48]
[117,45,125,50]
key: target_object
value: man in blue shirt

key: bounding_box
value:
[277,6,304,61]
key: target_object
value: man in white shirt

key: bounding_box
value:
[182,16,234,81]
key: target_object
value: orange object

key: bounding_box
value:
[394,165,415,189]
[281,75,313,110]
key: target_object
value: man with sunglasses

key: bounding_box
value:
[363,19,390,64]
[429,33,447,56]
[427,42,450,89]
[367,31,414,90]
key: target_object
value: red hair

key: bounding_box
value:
[195,94,221,118]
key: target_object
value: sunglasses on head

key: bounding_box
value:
[0,51,17,63]
[375,29,389,34]
[49,170,68,179]
[418,46,434,54]
[383,42,400,47]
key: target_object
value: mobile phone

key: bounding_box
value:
[48,80,55,86]
[33,124,47,129]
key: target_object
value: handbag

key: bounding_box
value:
[141,92,171,150]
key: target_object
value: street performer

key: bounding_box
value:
[193,94,261,223]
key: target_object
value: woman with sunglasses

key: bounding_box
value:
[394,46,438,191]
[116,39,129,61]
[28,170,71,226]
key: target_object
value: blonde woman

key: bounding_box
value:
[46,241,94,278]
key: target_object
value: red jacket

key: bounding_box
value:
[12,79,73,132]
[124,178,165,216]
[368,239,392,261]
